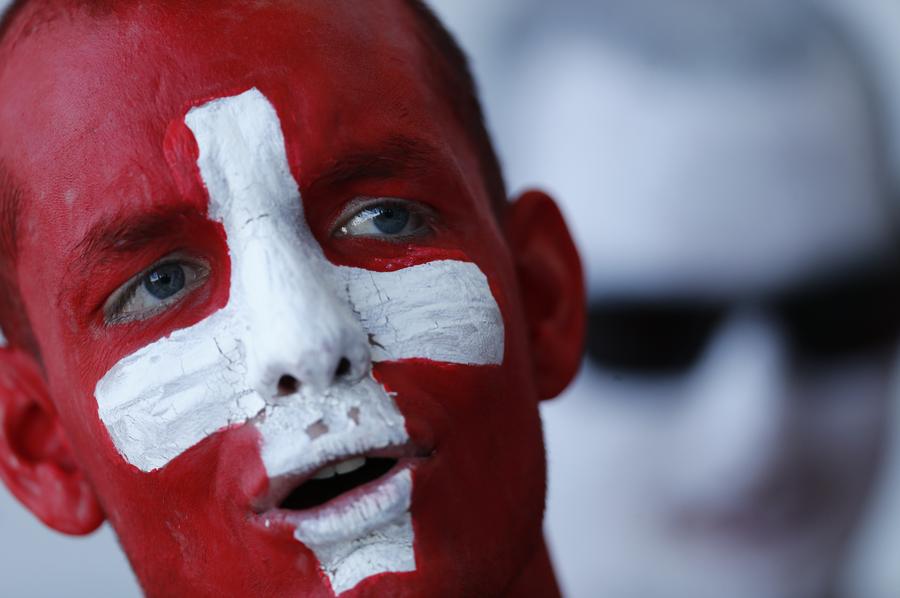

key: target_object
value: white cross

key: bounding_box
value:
[93,88,504,594]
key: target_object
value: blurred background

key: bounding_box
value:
[432,1,900,597]
[2,0,900,596]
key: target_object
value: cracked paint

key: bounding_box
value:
[91,89,505,594]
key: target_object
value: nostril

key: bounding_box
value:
[276,375,300,397]
[335,358,351,380]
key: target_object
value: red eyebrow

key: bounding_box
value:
[306,135,436,194]
[67,135,439,273]
[71,135,436,258]
[70,205,206,267]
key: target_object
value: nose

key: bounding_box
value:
[275,357,353,397]
[238,222,372,401]
[678,309,794,492]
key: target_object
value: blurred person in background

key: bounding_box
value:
[493,1,900,597]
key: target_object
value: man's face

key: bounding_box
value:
[515,36,898,598]
[0,2,548,595]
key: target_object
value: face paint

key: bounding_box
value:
[505,22,896,598]
[1,2,556,595]
[93,88,503,593]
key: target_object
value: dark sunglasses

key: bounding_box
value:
[586,262,900,375]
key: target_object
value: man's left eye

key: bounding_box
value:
[336,199,431,240]
[104,255,210,324]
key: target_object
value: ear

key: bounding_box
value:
[505,190,585,400]
[0,347,104,535]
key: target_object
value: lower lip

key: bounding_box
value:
[254,458,421,545]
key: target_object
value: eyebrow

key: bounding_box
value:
[68,136,438,267]
[306,135,437,194]
[776,257,900,304]
[71,205,203,268]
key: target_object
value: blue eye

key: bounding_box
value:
[372,206,410,235]
[338,199,430,239]
[144,264,187,300]
[104,256,210,325]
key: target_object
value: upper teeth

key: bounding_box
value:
[312,457,367,480]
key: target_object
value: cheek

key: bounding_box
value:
[38,223,231,438]
[795,362,891,463]
[374,360,546,589]
[80,422,333,595]
[581,368,693,462]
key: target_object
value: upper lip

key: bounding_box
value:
[253,441,431,513]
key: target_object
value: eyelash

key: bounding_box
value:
[102,199,434,326]
[332,197,436,240]
[104,255,210,325]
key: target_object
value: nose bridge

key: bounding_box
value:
[700,310,790,401]
[683,310,793,485]
[184,88,371,401]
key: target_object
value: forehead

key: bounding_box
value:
[0,0,457,237]
[515,37,895,298]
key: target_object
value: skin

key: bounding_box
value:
[513,29,896,598]
[0,1,584,596]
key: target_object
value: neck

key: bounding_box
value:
[505,537,561,598]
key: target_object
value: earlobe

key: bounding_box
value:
[0,347,104,535]
[505,190,585,400]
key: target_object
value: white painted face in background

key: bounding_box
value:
[501,14,899,598]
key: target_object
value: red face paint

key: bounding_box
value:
[0,1,556,595]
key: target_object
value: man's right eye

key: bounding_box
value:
[585,301,725,376]
[333,197,434,241]
[777,267,900,364]
[104,255,210,324]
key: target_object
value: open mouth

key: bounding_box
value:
[255,446,427,546]
[280,457,399,511]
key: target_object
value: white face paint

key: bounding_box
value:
[93,88,504,595]
[505,32,895,598]
[504,36,895,299]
